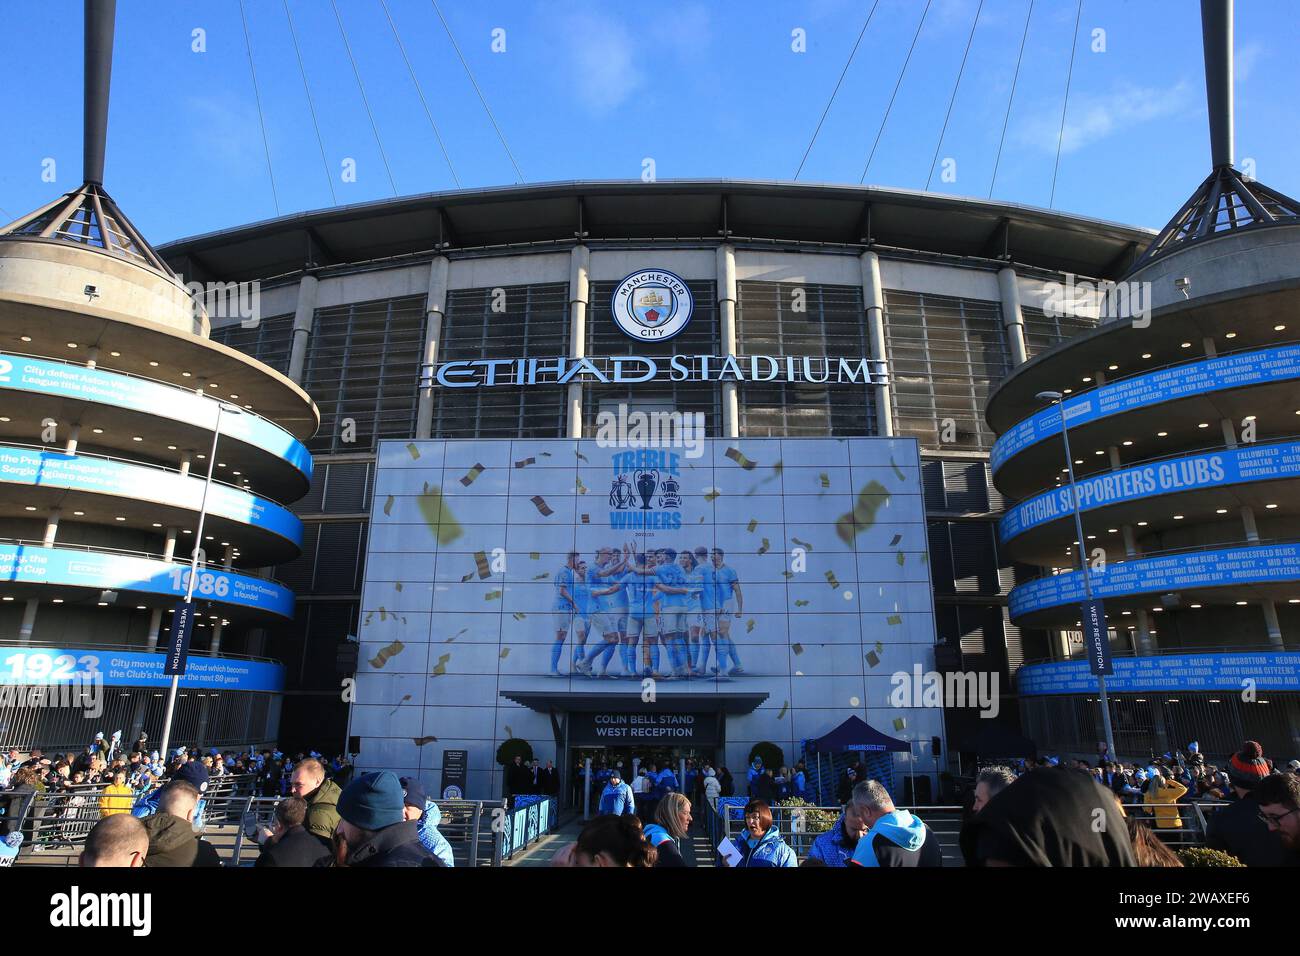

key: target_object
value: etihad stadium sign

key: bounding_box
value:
[422,354,888,389]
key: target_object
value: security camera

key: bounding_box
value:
[84,284,100,300]
[1174,276,1190,299]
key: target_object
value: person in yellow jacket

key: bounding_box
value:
[1143,770,1188,829]
[99,769,135,818]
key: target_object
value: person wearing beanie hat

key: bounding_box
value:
[329,771,443,867]
[1205,740,1288,867]
[398,777,455,867]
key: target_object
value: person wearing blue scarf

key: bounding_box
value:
[729,800,797,867]
[598,771,636,816]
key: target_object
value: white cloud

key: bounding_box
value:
[555,10,646,115]
[1015,80,1194,155]
[1234,41,1264,85]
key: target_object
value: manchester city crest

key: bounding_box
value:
[611,269,694,341]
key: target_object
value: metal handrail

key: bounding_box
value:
[0,536,290,589]
[0,440,288,507]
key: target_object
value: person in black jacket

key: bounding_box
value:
[1256,771,1300,864]
[329,771,444,867]
[255,797,331,867]
[1205,740,1288,867]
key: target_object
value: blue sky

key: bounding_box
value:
[2,0,1297,243]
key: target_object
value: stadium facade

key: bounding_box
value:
[155,180,1160,797]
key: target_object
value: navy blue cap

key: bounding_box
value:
[338,771,406,830]
[398,776,428,809]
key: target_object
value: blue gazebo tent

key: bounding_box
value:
[801,716,910,805]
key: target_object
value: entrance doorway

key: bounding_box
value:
[569,745,717,809]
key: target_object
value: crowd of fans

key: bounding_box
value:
[3,732,1298,868]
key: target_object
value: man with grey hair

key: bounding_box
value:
[847,779,942,868]
[972,766,1017,814]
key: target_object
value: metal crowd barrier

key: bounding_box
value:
[496,797,557,864]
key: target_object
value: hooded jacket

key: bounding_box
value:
[341,819,445,867]
[598,780,636,816]
[807,813,859,867]
[652,768,679,799]
[731,825,798,868]
[417,799,455,866]
[850,810,942,867]
[142,813,222,868]
[960,768,1136,867]
[1144,778,1187,829]
[304,778,342,846]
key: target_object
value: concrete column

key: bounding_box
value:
[145,608,164,653]
[1133,609,1155,656]
[287,274,319,385]
[1202,336,1217,358]
[565,246,590,439]
[1241,506,1260,544]
[860,251,894,437]
[415,256,450,440]
[145,526,180,652]
[717,244,740,438]
[85,346,99,370]
[1262,601,1284,650]
[1122,526,1139,559]
[1221,419,1238,449]
[997,267,1029,367]
[17,600,38,644]
[64,424,80,456]
[42,509,61,547]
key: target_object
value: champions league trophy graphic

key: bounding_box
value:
[634,469,659,510]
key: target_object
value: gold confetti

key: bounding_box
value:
[699,516,706,523]
[791,643,804,655]
[532,572,550,580]
[431,653,451,676]
[889,457,906,483]
[485,590,503,601]
[794,599,810,607]
[363,612,373,626]
[825,570,840,589]
[461,571,475,583]
[383,495,394,516]
[378,607,388,621]
[417,484,463,545]
[512,612,527,621]
[791,536,812,551]
[576,452,588,462]
[540,452,552,458]
[886,614,902,626]
[459,464,485,486]
[389,694,412,715]
[369,640,405,669]
[576,477,588,495]
[782,570,795,579]
[499,647,511,659]
[406,443,421,460]
[776,700,789,720]
[889,533,902,546]
[746,519,758,533]
[818,473,830,488]
[530,552,540,560]
[896,552,905,566]
[757,538,770,555]
[835,481,890,545]
[505,725,514,739]
[892,717,907,732]
[513,457,536,469]
[414,736,437,747]
[704,489,720,502]
[394,582,403,592]
[581,514,590,524]
[865,650,880,669]
[725,446,757,470]
[474,551,491,578]
[746,619,756,633]
[530,495,554,516]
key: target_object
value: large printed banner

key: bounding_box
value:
[991,345,1300,473]
[0,445,303,545]
[0,646,285,692]
[351,437,946,786]
[1000,441,1300,543]
[1009,543,1300,619]
[0,543,294,618]
[1018,652,1300,695]
[0,352,312,480]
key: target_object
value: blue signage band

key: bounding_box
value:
[0,645,285,692]
[1009,542,1300,620]
[1018,651,1300,695]
[0,543,295,619]
[992,344,1300,474]
[0,352,312,482]
[999,440,1300,544]
[0,444,303,547]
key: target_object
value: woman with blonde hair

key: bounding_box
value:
[644,791,692,867]
[1144,769,1188,830]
